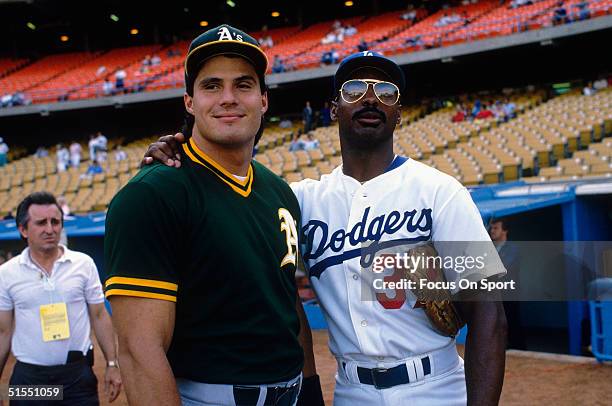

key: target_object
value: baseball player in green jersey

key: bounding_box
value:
[104,25,324,406]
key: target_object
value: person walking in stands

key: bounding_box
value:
[70,141,82,168]
[303,101,313,133]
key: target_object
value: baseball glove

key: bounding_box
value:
[403,243,465,337]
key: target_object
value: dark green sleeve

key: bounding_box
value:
[104,181,183,302]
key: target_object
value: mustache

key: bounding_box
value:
[352,107,386,122]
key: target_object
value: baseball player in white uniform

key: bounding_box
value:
[144,51,508,406]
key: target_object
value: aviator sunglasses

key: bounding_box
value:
[340,79,401,106]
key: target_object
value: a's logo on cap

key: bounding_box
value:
[362,51,374,57]
[217,26,244,42]
[218,27,232,41]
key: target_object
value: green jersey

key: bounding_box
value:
[104,137,303,384]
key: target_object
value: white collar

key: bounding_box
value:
[18,244,73,269]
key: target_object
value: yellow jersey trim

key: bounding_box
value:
[105,276,178,292]
[182,140,253,197]
[105,289,177,303]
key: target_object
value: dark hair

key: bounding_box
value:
[16,191,64,232]
[490,217,509,232]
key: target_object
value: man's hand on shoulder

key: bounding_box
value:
[142,132,186,168]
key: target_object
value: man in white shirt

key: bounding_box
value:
[69,141,82,168]
[94,132,108,163]
[56,144,70,172]
[0,192,122,405]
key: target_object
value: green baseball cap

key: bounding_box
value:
[184,24,268,95]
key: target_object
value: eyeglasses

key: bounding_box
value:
[340,79,400,106]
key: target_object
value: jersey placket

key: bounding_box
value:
[344,179,380,356]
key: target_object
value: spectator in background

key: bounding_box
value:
[84,159,104,178]
[69,141,82,168]
[489,218,525,350]
[320,102,331,127]
[321,48,339,65]
[1,94,12,108]
[96,65,107,76]
[504,98,517,119]
[471,99,482,118]
[574,1,590,20]
[114,146,127,162]
[303,101,313,133]
[321,31,338,45]
[510,0,533,8]
[0,137,8,167]
[151,54,161,66]
[492,101,506,121]
[401,5,417,21]
[475,104,494,120]
[11,92,29,106]
[94,131,108,163]
[279,118,293,128]
[357,38,369,52]
[102,78,113,96]
[3,212,14,220]
[114,69,126,94]
[34,146,48,158]
[405,34,423,47]
[303,133,320,151]
[552,1,568,25]
[56,144,70,172]
[344,24,357,36]
[289,133,306,152]
[88,134,97,162]
[583,82,596,96]
[452,104,467,122]
[272,55,286,73]
[259,35,274,48]
[593,76,608,90]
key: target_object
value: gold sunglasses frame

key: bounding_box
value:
[340,79,401,106]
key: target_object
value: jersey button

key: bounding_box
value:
[353,274,359,280]
[361,320,368,327]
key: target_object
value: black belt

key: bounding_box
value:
[233,381,300,406]
[351,356,432,389]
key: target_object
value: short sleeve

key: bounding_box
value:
[0,269,13,311]
[289,180,305,210]
[104,181,183,302]
[85,258,105,304]
[432,187,506,293]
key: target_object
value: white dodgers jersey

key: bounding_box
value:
[291,157,506,362]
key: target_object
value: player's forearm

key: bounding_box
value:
[117,340,181,406]
[90,311,117,362]
[464,301,507,406]
[0,331,11,379]
[296,298,317,377]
